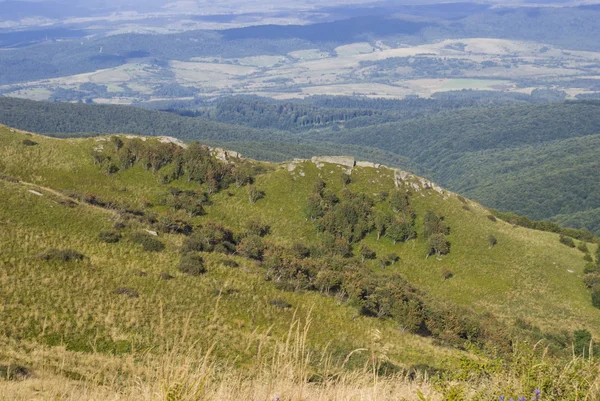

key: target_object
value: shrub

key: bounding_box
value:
[98,230,121,243]
[0,365,30,381]
[462,205,470,211]
[584,274,600,288]
[178,253,206,276]
[237,235,265,260]
[130,232,165,252]
[584,254,593,262]
[39,248,85,262]
[181,222,234,253]
[291,242,310,259]
[592,286,600,309]
[22,139,37,146]
[246,218,270,237]
[487,214,497,222]
[578,242,590,253]
[359,245,376,263]
[269,298,292,309]
[115,287,139,298]
[584,263,598,274]
[559,235,576,248]
[488,235,497,248]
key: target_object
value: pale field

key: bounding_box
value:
[288,48,330,60]
[335,42,377,57]
[4,37,600,101]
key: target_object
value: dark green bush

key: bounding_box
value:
[39,248,85,262]
[178,253,206,276]
[487,214,497,222]
[22,139,37,146]
[592,286,600,309]
[559,235,576,248]
[584,263,598,274]
[98,230,121,243]
[130,232,165,252]
[584,254,593,262]
[246,218,270,237]
[237,235,265,260]
[488,235,497,248]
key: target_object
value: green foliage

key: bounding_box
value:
[130,232,165,252]
[427,233,450,258]
[583,274,600,289]
[98,230,121,243]
[559,235,576,248]
[573,329,593,358]
[237,235,265,260]
[178,253,207,276]
[22,139,37,146]
[578,242,590,253]
[247,185,263,204]
[181,222,235,253]
[592,286,600,309]
[359,244,376,263]
[39,248,85,262]
[488,235,498,248]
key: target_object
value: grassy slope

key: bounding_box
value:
[0,126,458,373]
[0,124,597,341]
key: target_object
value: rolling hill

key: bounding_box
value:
[0,124,599,400]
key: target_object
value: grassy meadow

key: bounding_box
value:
[0,125,599,399]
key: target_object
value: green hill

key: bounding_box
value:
[1,124,599,400]
[310,101,600,234]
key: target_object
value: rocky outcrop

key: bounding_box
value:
[356,161,381,168]
[311,156,355,168]
[212,147,242,162]
[159,136,188,149]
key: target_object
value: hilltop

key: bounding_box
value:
[0,124,599,400]
[1,97,599,236]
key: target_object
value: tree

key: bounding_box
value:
[360,245,376,263]
[423,211,449,238]
[386,219,415,244]
[428,233,450,258]
[390,191,412,216]
[374,212,390,241]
